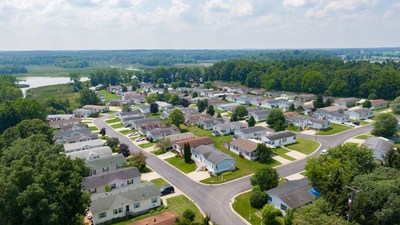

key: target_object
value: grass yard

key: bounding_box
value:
[105,117,121,124]
[286,137,319,155]
[151,149,168,155]
[273,148,296,161]
[232,191,284,225]
[349,119,370,125]
[375,107,390,112]
[148,112,169,122]
[119,129,132,135]
[316,123,351,135]
[354,133,372,140]
[165,156,196,174]
[138,142,156,149]
[112,195,203,225]
[130,137,138,141]
[99,90,120,101]
[286,125,300,132]
[111,123,125,129]
[150,178,170,188]
[88,126,99,131]
[102,110,119,115]
[26,83,80,109]
[180,125,281,184]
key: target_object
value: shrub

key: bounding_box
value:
[250,190,269,209]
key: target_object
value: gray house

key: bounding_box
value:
[363,136,394,160]
[267,178,315,215]
[131,118,161,130]
[226,138,259,161]
[82,167,141,194]
[66,146,112,161]
[53,128,92,143]
[146,127,181,142]
[345,108,373,120]
[213,121,248,135]
[85,154,127,176]
[192,145,236,174]
[89,182,161,224]
[262,131,296,147]
[249,110,271,122]
[234,126,268,140]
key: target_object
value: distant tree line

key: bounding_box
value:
[54,59,89,68]
[0,65,27,74]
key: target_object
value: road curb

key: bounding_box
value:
[229,190,252,225]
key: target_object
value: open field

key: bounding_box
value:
[23,65,99,77]
[26,83,80,109]
[99,90,120,101]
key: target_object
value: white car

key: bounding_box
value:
[321,149,328,155]
[344,122,355,127]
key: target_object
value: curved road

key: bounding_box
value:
[94,115,373,225]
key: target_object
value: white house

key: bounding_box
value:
[191,145,236,174]
[46,114,75,121]
[85,154,127,176]
[73,108,93,118]
[345,108,373,120]
[363,136,394,161]
[63,139,105,153]
[234,126,267,140]
[267,178,315,215]
[66,146,112,161]
[262,131,296,147]
[146,127,180,142]
[82,167,141,194]
[314,105,349,124]
[226,139,259,161]
[213,122,248,136]
[249,110,271,122]
[261,99,284,109]
[287,116,330,130]
[89,182,161,224]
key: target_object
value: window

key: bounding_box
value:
[127,179,134,185]
[151,197,158,204]
[280,204,287,211]
[113,209,118,215]
[134,202,140,209]
[268,196,272,202]
[103,167,109,172]
[99,212,107,219]
[118,207,123,213]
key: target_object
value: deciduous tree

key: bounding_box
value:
[372,113,398,138]
[169,109,185,129]
[250,166,279,191]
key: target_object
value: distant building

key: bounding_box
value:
[363,136,394,161]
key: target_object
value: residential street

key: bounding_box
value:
[94,115,373,225]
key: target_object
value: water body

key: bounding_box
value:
[19,77,89,98]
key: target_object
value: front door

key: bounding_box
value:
[126,205,130,212]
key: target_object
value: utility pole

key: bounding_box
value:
[345,186,360,222]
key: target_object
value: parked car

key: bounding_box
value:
[344,122,355,127]
[160,186,175,196]
[352,121,360,126]
[135,137,145,142]
[321,149,328,155]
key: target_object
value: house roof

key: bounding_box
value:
[265,131,296,141]
[251,110,271,116]
[82,167,141,190]
[133,118,160,125]
[267,178,315,209]
[164,132,196,142]
[90,182,160,213]
[49,118,82,127]
[364,136,394,154]
[54,128,92,139]
[370,99,388,105]
[66,133,98,143]
[317,105,348,113]
[230,139,258,152]
[60,123,88,131]
[175,137,214,149]
[192,145,234,164]
[335,97,359,103]
[46,114,74,120]
[66,146,112,160]
[63,139,105,152]
[83,105,108,110]
[348,108,372,114]
[85,154,127,169]
[237,126,267,134]
[148,127,180,136]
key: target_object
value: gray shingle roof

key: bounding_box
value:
[66,146,112,160]
[192,145,234,164]
[85,154,127,169]
[265,131,296,141]
[90,182,160,213]
[364,136,394,154]
[267,178,315,208]
[82,167,141,190]
[54,128,92,139]
[63,139,105,152]
[238,126,267,134]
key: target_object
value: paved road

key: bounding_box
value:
[94,115,373,225]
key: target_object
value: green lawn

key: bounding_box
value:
[286,137,319,155]
[88,126,99,131]
[112,195,203,225]
[150,178,170,189]
[349,119,370,125]
[138,142,156,148]
[165,156,196,174]
[105,118,121,124]
[102,110,119,114]
[286,125,300,132]
[151,149,168,155]
[26,83,80,110]
[24,65,97,77]
[354,133,372,140]
[119,129,132,135]
[99,90,120,101]
[375,107,390,112]
[181,125,281,184]
[273,148,296,161]
[316,123,351,135]
[111,123,124,129]
[148,112,169,122]
[232,191,284,225]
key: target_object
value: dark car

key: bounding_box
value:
[160,186,175,195]
[352,121,360,126]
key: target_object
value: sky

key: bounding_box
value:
[0,0,399,50]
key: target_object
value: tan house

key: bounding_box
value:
[173,137,214,154]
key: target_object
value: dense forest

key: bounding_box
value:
[0,65,27,74]
[0,48,399,68]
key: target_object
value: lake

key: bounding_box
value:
[19,77,89,97]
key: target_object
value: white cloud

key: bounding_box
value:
[283,0,307,8]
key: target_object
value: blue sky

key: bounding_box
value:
[0,0,399,50]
